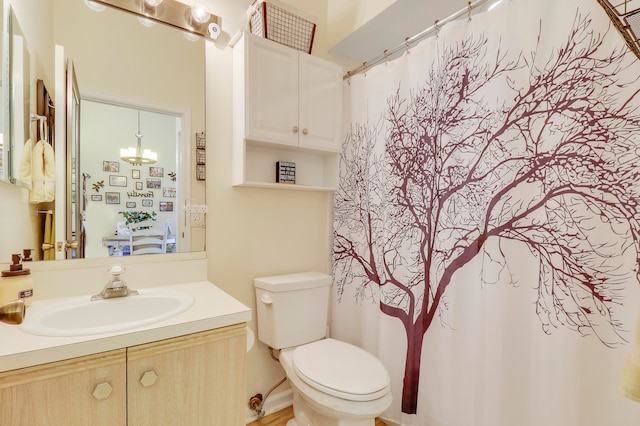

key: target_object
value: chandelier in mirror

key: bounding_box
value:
[597,0,640,59]
[120,110,158,165]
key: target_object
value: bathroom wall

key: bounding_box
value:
[0,0,54,261]
[203,0,374,418]
[326,0,396,52]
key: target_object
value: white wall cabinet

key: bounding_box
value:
[0,325,247,426]
[233,31,343,191]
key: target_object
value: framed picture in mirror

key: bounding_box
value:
[109,175,127,187]
[146,178,161,189]
[142,199,153,207]
[132,169,140,179]
[103,161,119,172]
[149,166,164,177]
[105,192,120,204]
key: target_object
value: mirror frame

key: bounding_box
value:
[1,0,207,262]
[66,58,81,259]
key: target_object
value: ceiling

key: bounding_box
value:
[330,0,496,65]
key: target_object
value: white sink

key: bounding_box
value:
[19,288,195,337]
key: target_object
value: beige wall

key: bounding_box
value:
[0,0,54,261]
[204,0,383,417]
[327,0,395,48]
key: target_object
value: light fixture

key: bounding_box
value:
[88,0,221,41]
[190,2,211,24]
[183,31,200,42]
[208,22,221,40]
[138,16,156,27]
[120,110,158,166]
[84,0,106,12]
[597,0,640,59]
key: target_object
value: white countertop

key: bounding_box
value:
[0,281,251,372]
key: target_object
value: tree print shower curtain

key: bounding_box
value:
[332,0,640,424]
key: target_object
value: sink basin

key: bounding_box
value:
[19,288,194,337]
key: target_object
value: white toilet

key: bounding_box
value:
[254,272,392,426]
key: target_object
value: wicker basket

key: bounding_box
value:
[249,1,316,54]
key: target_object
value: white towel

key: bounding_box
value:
[29,140,56,204]
[18,139,33,190]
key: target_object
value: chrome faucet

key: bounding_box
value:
[0,299,26,325]
[91,264,139,301]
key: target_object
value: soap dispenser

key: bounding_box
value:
[0,254,34,306]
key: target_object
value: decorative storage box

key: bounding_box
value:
[276,161,296,184]
[249,1,316,53]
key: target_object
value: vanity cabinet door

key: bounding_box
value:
[127,324,247,426]
[0,349,127,426]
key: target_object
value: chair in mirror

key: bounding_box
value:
[129,220,168,256]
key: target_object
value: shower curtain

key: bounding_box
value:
[332,0,640,424]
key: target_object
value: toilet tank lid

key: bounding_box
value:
[254,272,331,292]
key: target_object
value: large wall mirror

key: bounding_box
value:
[0,0,206,262]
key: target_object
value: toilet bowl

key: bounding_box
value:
[279,338,392,426]
[254,272,392,425]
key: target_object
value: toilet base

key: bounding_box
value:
[287,388,377,426]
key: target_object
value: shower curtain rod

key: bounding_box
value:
[344,0,496,79]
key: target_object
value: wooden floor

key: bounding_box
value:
[247,406,387,426]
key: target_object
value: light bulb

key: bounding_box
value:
[138,17,156,27]
[183,31,200,42]
[190,2,211,24]
[144,0,164,6]
[84,0,106,12]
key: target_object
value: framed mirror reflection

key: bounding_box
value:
[0,0,206,262]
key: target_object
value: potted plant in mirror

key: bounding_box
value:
[118,210,157,235]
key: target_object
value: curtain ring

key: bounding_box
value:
[434,20,440,39]
[405,36,411,54]
[467,1,472,22]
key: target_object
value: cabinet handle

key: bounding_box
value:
[302,128,309,135]
[292,126,299,134]
[92,382,113,400]
[140,370,159,387]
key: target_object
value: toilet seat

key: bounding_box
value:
[292,338,390,402]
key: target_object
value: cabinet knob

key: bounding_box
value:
[292,126,299,134]
[140,370,159,387]
[92,382,113,400]
[302,128,309,135]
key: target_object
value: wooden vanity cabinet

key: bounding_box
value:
[0,324,247,426]
[0,349,127,426]
[127,324,247,425]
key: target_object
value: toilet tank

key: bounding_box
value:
[254,272,331,349]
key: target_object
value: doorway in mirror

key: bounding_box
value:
[79,99,184,258]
